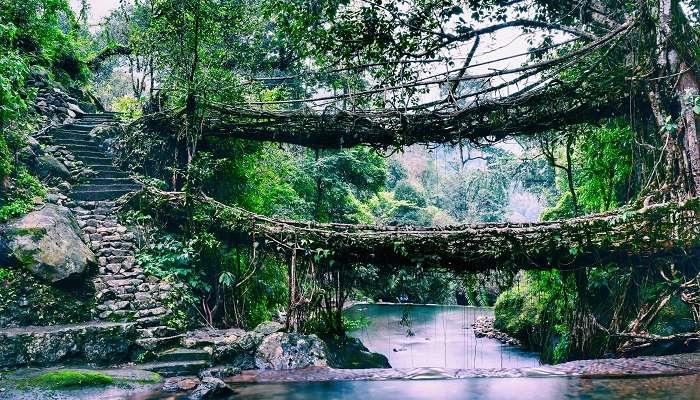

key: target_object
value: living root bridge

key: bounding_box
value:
[132,188,700,272]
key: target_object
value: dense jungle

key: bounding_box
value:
[1,0,700,399]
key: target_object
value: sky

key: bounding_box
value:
[69,0,120,25]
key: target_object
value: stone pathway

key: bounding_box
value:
[49,114,177,351]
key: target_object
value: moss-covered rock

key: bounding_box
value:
[0,322,136,368]
[0,267,94,328]
[29,370,114,388]
[0,204,95,283]
[324,335,391,369]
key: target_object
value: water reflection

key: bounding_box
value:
[228,375,700,400]
[345,304,540,369]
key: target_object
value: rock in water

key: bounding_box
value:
[190,377,234,400]
[0,204,95,282]
[255,332,329,370]
[324,336,391,369]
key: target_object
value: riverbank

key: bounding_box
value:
[472,316,521,346]
[2,353,698,399]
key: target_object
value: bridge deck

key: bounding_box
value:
[132,188,700,271]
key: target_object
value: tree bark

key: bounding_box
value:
[678,65,700,193]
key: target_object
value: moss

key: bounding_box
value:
[7,226,47,241]
[28,371,113,388]
[140,372,162,384]
[0,267,94,328]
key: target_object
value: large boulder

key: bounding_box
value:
[324,335,391,369]
[253,320,284,336]
[0,322,136,368]
[0,204,95,282]
[183,327,260,369]
[35,154,71,180]
[255,332,329,370]
[190,377,234,400]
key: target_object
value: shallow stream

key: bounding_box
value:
[344,303,539,369]
[136,304,700,399]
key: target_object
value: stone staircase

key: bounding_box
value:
[139,348,212,377]
[51,112,140,201]
[49,113,183,357]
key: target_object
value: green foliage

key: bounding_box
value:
[342,314,371,332]
[111,95,142,120]
[542,122,634,219]
[494,271,572,363]
[0,0,85,222]
[0,169,45,222]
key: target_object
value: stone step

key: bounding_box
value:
[78,118,114,122]
[136,335,185,352]
[54,129,91,139]
[54,132,92,141]
[74,155,113,164]
[73,150,108,158]
[62,125,96,132]
[138,326,178,339]
[60,143,102,151]
[89,165,124,172]
[138,360,209,378]
[87,177,137,185]
[137,316,167,327]
[72,189,135,201]
[94,170,130,179]
[82,112,118,117]
[158,348,212,363]
[53,138,97,147]
[73,184,141,192]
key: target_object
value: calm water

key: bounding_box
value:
[228,375,700,400]
[344,303,540,369]
[141,304,699,400]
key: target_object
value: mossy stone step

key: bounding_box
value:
[87,177,136,185]
[138,360,209,377]
[52,138,97,147]
[158,348,212,363]
[93,170,130,179]
[72,189,136,201]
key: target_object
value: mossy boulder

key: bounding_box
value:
[35,154,71,180]
[254,332,329,370]
[0,322,136,368]
[0,204,95,283]
[0,267,94,328]
[324,335,391,369]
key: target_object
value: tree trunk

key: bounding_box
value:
[678,65,700,193]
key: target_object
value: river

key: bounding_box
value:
[344,303,539,369]
[226,304,700,400]
[135,303,699,400]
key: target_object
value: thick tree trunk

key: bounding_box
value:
[678,65,700,193]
